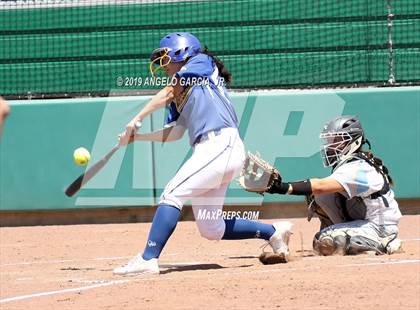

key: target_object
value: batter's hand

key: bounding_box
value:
[126,118,142,134]
[117,131,133,147]
[118,120,142,147]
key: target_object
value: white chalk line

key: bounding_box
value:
[0,280,129,304]
[339,259,420,267]
[0,261,202,304]
[1,258,419,304]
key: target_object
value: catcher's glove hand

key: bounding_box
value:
[238,152,281,194]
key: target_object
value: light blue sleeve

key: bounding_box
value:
[329,160,384,199]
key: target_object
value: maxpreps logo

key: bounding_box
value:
[196,209,260,221]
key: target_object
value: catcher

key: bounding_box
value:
[240,115,402,257]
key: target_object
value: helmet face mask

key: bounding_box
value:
[319,115,365,167]
[320,132,360,167]
[149,47,172,77]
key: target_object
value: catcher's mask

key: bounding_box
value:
[149,32,202,77]
[320,115,366,167]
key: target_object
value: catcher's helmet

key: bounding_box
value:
[320,115,366,167]
[149,32,202,76]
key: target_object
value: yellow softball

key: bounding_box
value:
[73,147,91,166]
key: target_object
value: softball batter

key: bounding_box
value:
[114,32,293,275]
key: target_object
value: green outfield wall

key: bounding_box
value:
[0,87,419,211]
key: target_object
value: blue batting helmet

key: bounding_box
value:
[149,32,202,76]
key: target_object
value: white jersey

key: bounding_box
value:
[329,159,402,226]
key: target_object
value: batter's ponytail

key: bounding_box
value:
[201,47,232,85]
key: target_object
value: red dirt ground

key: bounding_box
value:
[1,215,419,310]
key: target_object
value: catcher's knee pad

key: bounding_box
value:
[313,228,386,256]
[196,219,225,240]
[313,232,342,256]
[345,235,386,255]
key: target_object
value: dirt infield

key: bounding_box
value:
[1,215,419,310]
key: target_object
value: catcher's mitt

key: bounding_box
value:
[238,152,280,194]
